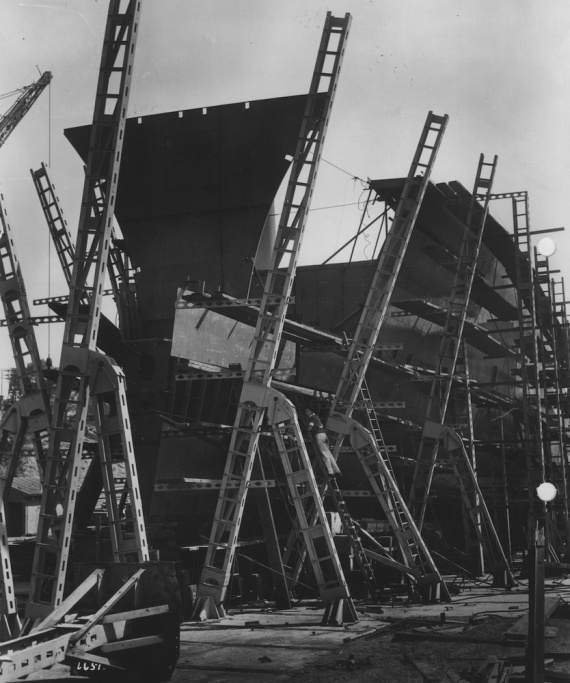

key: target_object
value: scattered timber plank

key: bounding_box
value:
[101,604,170,624]
[404,654,441,682]
[101,635,165,653]
[507,653,570,663]
[412,625,465,635]
[394,630,520,646]
[33,568,105,632]
[504,596,562,642]
[380,615,467,626]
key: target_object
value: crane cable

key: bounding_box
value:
[47,77,52,364]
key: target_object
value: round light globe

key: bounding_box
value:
[537,237,557,257]
[536,482,557,502]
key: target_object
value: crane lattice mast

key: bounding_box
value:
[0,72,52,149]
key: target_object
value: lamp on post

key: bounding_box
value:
[526,482,557,683]
[536,237,557,258]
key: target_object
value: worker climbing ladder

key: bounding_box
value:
[0,193,53,638]
[192,13,355,625]
[25,0,148,625]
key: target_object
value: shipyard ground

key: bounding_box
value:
[20,574,570,682]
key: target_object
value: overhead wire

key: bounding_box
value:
[47,77,52,362]
[321,157,367,185]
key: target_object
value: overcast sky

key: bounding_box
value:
[0,0,569,378]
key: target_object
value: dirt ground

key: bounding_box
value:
[287,615,570,682]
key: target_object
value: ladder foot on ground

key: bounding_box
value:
[491,566,516,590]
[191,596,226,622]
[320,598,358,626]
[416,579,450,604]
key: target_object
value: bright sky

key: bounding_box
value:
[0,0,569,375]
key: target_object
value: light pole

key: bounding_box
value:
[526,482,557,683]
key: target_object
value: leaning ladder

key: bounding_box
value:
[408,155,498,530]
[31,163,75,286]
[359,379,397,480]
[322,112,449,599]
[510,193,545,545]
[534,255,570,555]
[193,13,355,624]
[407,156,513,584]
[328,112,448,428]
[25,0,148,624]
[552,278,570,555]
[32,163,141,339]
[32,162,145,532]
[357,381,447,593]
[0,193,53,638]
[286,113,449,601]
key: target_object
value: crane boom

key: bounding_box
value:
[0,72,52,149]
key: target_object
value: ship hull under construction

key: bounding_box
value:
[63,93,559,588]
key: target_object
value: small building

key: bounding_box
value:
[7,477,41,537]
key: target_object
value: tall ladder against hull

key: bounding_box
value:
[456,343,484,569]
[25,0,148,625]
[550,277,570,555]
[406,157,513,586]
[283,113,448,601]
[534,255,570,555]
[318,112,450,601]
[192,13,355,625]
[328,113,448,429]
[408,156,497,529]
[442,425,514,585]
[510,193,545,548]
[0,194,52,638]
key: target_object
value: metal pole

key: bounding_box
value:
[526,516,545,683]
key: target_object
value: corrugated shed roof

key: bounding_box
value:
[11,477,41,497]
